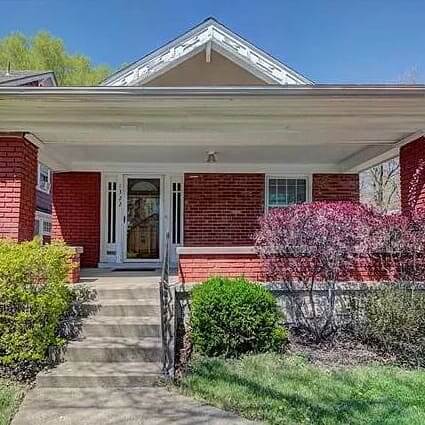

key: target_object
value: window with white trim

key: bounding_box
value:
[37,163,51,194]
[34,211,52,238]
[267,177,307,208]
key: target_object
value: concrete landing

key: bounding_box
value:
[12,386,255,425]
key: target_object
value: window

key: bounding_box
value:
[267,177,308,208]
[172,181,183,245]
[107,181,117,244]
[37,163,51,194]
[34,211,52,238]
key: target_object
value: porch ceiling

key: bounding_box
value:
[1,85,425,172]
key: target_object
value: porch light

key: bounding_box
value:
[206,151,217,163]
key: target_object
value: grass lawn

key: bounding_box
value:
[180,353,425,425]
[0,380,24,425]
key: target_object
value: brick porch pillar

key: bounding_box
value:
[400,136,425,214]
[312,173,359,202]
[52,172,101,267]
[0,134,38,241]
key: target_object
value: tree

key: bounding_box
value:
[360,67,420,212]
[360,158,400,212]
[0,32,111,86]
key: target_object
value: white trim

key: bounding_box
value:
[123,174,164,263]
[102,18,312,87]
[36,163,51,194]
[342,130,425,172]
[70,162,341,174]
[265,174,311,210]
[34,211,52,237]
[170,176,184,265]
[177,246,255,255]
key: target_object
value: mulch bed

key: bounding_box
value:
[288,333,396,369]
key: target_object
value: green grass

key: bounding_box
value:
[0,380,24,425]
[180,353,425,425]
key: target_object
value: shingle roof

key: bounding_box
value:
[0,70,56,85]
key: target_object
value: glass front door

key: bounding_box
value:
[125,178,160,260]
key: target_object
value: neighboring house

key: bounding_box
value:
[0,18,425,283]
[0,70,56,242]
[0,70,57,87]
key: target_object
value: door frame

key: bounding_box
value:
[122,174,164,263]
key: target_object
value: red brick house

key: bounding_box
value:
[0,18,424,282]
[0,69,56,242]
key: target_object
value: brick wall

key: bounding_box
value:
[0,136,38,241]
[179,253,398,284]
[184,173,265,246]
[312,173,359,202]
[400,136,425,214]
[179,253,264,283]
[52,172,101,267]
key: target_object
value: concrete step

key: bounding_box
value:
[85,299,161,317]
[94,287,159,300]
[82,316,161,338]
[37,361,162,388]
[65,337,162,362]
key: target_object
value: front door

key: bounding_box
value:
[124,177,161,261]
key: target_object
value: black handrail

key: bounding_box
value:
[159,231,175,378]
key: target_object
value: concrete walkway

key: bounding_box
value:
[13,270,254,425]
[12,386,254,424]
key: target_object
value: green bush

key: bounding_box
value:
[359,285,425,366]
[0,239,73,364]
[191,277,287,357]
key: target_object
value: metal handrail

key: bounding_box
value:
[159,231,175,378]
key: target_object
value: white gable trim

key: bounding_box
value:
[102,18,312,87]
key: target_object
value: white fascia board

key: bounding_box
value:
[102,19,312,87]
[341,130,425,172]
[67,162,340,174]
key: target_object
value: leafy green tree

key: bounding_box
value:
[0,32,111,86]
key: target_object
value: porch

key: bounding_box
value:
[1,86,425,282]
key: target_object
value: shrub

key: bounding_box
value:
[255,201,378,341]
[0,239,73,364]
[357,285,425,366]
[190,277,287,358]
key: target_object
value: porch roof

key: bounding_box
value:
[1,85,425,172]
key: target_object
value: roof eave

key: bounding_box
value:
[2,85,425,97]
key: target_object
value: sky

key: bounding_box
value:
[0,0,424,84]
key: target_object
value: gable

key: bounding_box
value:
[102,18,312,87]
[144,50,267,86]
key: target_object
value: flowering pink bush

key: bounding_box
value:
[255,202,380,340]
[370,212,425,284]
[255,202,379,283]
[255,201,425,340]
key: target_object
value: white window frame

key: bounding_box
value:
[265,175,311,210]
[35,211,52,237]
[37,163,52,194]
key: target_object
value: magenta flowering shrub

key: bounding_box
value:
[255,202,378,283]
[371,213,425,284]
[255,201,379,340]
[255,201,425,340]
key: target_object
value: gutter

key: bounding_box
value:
[2,84,425,97]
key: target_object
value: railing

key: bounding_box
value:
[159,231,176,379]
